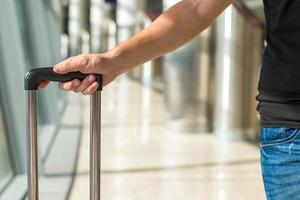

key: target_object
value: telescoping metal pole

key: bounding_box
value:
[26,90,39,200]
[90,91,101,200]
[25,67,103,200]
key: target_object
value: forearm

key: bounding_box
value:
[51,0,233,93]
[108,0,233,72]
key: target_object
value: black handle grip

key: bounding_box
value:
[24,67,103,91]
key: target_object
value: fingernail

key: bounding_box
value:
[67,82,73,88]
[53,66,60,72]
[89,75,95,82]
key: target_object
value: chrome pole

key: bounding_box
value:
[26,90,39,200]
[163,0,208,133]
[90,91,101,200]
[213,3,263,140]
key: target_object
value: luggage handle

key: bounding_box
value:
[24,67,102,91]
[25,67,102,200]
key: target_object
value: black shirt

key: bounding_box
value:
[257,0,300,127]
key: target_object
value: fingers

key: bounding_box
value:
[82,82,99,95]
[39,81,50,89]
[58,75,99,95]
[54,55,89,74]
[73,75,95,93]
[58,79,81,91]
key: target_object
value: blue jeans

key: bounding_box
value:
[260,128,300,200]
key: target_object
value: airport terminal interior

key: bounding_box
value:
[0,0,266,199]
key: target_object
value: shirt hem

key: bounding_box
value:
[260,122,300,129]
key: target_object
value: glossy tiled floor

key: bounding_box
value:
[69,76,265,200]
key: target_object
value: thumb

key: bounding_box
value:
[53,55,87,74]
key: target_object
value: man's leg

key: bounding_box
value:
[260,128,300,200]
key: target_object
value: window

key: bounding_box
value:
[0,108,13,192]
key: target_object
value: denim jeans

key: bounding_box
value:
[260,128,300,200]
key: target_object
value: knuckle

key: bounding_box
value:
[65,57,73,65]
[88,75,95,83]
[65,57,75,66]
[90,54,100,67]
[80,57,89,68]
[83,77,91,84]
[72,79,79,86]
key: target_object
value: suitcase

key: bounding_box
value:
[24,67,103,200]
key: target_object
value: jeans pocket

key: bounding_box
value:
[260,128,300,147]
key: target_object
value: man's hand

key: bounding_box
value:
[40,53,122,95]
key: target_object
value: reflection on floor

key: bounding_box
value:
[69,76,265,200]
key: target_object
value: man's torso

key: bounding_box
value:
[258,0,300,127]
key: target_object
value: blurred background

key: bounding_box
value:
[0,0,266,199]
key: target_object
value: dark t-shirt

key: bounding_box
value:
[257,0,300,127]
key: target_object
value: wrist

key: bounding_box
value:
[98,50,127,76]
[106,46,135,74]
[105,49,129,75]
